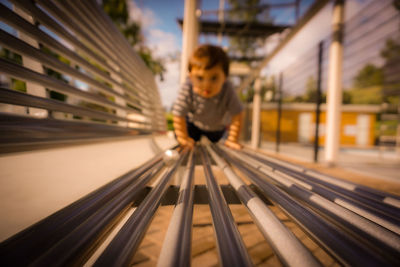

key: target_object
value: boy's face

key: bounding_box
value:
[189,57,226,98]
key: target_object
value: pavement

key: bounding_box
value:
[256,142,400,185]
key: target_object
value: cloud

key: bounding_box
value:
[128,1,158,29]
[156,60,181,110]
[147,29,180,58]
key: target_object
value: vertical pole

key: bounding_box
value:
[180,0,199,85]
[295,0,300,23]
[325,0,345,166]
[217,0,225,45]
[276,72,283,153]
[251,78,262,149]
[314,41,323,162]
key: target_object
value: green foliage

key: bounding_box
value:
[342,90,352,104]
[11,78,26,92]
[353,64,383,89]
[138,47,166,80]
[226,0,270,58]
[343,64,384,104]
[346,86,383,104]
[165,112,174,131]
[1,48,27,92]
[375,120,398,136]
[283,76,326,103]
[227,0,262,21]
[381,39,400,60]
[49,90,67,102]
[0,48,22,65]
[123,22,143,46]
[102,0,129,26]
[393,0,400,11]
[40,45,71,65]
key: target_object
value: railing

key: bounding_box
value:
[1,144,399,266]
[0,0,165,153]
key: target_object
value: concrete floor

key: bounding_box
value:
[256,142,400,184]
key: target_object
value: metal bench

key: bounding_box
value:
[1,143,400,266]
[1,1,400,266]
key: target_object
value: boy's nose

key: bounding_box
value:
[203,79,213,88]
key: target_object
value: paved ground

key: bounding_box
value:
[257,142,400,186]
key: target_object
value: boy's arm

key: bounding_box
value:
[173,115,194,148]
[225,111,243,150]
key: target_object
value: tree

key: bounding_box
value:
[345,64,383,105]
[393,0,400,11]
[102,0,165,80]
[226,0,271,62]
[353,64,383,89]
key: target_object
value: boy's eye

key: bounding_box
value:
[196,76,203,82]
[211,75,218,81]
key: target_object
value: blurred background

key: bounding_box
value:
[1,0,399,166]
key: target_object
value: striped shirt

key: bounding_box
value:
[172,79,243,131]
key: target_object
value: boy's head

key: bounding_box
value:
[188,44,230,98]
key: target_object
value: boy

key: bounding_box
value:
[172,44,243,149]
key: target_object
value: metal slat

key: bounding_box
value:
[238,149,400,233]
[67,0,160,114]
[158,150,195,267]
[198,146,253,267]
[52,0,152,99]
[2,1,166,133]
[244,148,400,203]
[29,160,167,267]
[0,152,165,266]
[2,1,152,109]
[0,58,139,115]
[0,113,154,153]
[76,0,155,95]
[93,149,189,267]
[207,144,321,267]
[218,148,390,266]
[0,28,145,111]
[0,87,147,125]
[224,148,400,260]
[243,149,400,215]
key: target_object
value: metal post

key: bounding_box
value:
[325,0,345,166]
[314,41,323,162]
[251,78,262,148]
[217,0,225,44]
[157,150,195,267]
[180,0,199,85]
[295,0,300,23]
[276,72,283,153]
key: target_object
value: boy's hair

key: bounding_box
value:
[188,44,230,76]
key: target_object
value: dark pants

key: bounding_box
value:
[186,120,225,142]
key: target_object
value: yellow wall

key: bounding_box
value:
[258,109,376,146]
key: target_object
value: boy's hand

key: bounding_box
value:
[224,139,242,150]
[173,115,194,148]
[224,112,243,150]
[177,136,195,148]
